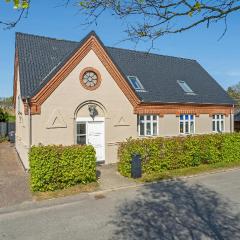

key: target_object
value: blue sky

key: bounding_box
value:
[0,1,240,97]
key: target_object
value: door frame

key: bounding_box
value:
[75,117,105,162]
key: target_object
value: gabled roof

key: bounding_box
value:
[15,31,234,105]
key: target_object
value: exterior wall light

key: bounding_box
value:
[88,104,98,120]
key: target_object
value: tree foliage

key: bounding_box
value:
[5,0,29,9]
[76,0,240,42]
[227,82,240,109]
[0,108,9,122]
[1,0,240,40]
[1,0,30,28]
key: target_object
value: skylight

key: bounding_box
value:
[177,80,195,94]
[127,76,144,91]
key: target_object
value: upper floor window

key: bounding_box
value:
[180,114,195,134]
[127,76,144,91]
[177,80,195,95]
[138,115,158,136]
[212,114,224,132]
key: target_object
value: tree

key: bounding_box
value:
[0,108,9,122]
[227,82,240,110]
[77,0,240,42]
[1,0,29,28]
[1,1,240,41]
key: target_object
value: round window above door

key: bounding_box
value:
[80,67,101,91]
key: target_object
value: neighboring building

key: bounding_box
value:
[13,32,234,169]
[234,111,240,132]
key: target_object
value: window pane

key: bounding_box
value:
[185,122,189,133]
[190,115,193,120]
[146,122,151,135]
[128,76,144,90]
[221,115,224,120]
[177,80,194,93]
[77,135,86,145]
[221,121,224,132]
[213,115,216,120]
[153,122,157,135]
[152,115,157,121]
[132,79,141,89]
[180,115,183,121]
[217,115,220,119]
[213,121,216,131]
[185,115,189,120]
[190,122,194,133]
[139,115,144,121]
[146,115,151,121]
[140,122,144,136]
[217,121,220,132]
[180,122,184,133]
[77,123,86,135]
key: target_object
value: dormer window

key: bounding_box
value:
[127,76,144,91]
[177,80,195,95]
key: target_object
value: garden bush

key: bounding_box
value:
[29,145,96,192]
[118,133,240,177]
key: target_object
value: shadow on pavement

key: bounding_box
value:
[110,180,240,240]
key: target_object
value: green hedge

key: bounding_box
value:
[118,133,240,177]
[29,145,96,192]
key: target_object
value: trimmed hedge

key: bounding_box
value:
[118,133,240,177]
[29,145,96,192]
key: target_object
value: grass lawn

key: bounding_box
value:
[8,115,16,122]
[141,161,240,182]
[32,182,99,201]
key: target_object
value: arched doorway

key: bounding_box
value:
[74,101,107,162]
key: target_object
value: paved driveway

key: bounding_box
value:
[0,142,31,208]
[0,168,239,240]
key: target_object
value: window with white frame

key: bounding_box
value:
[177,80,195,95]
[138,115,158,136]
[212,114,224,132]
[76,122,87,145]
[127,76,145,91]
[179,114,195,134]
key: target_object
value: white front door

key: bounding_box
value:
[76,118,105,162]
[87,121,105,162]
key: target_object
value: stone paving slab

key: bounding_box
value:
[97,164,139,191]
[0,142,31,208]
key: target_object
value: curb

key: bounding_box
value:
[89,166,240,196]
[1,167,239,216]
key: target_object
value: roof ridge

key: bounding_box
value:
[16,32,196,61]
[106,46,196,62]
[16,32,80,43]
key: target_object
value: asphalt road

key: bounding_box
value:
[0,169,240,240]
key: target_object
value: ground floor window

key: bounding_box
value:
[212,114,224,132]
[76,122,87,145]
[138,115,158,136]
[180,114,195,134]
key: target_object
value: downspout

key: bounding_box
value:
[26,96,32,149]
[231,104,234,132]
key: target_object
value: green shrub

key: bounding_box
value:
[0,108,9,122]
[29,145,96,192]
[118,133,240,177]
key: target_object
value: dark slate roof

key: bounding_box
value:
[16,31,234,105]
